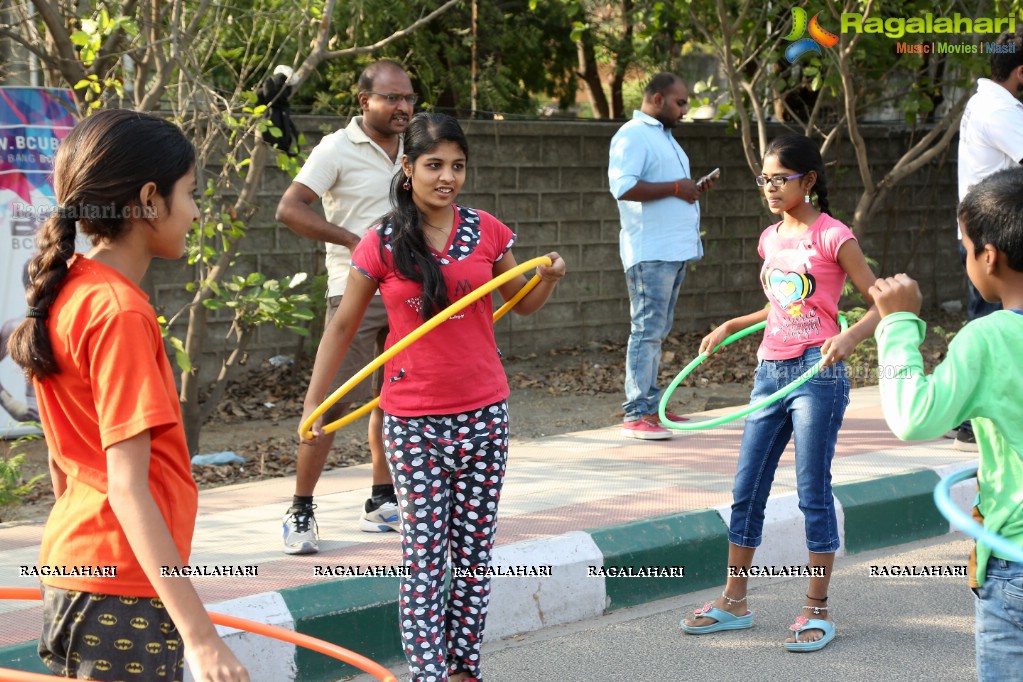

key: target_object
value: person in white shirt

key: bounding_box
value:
[953,28,1023,451]
[275,60,415,553]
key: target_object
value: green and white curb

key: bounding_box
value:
[0,462,977,682]
[196,592,298,682]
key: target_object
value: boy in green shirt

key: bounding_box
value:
[870,166,1023,681]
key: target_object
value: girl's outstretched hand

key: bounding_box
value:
[820,331,857,367]
[699,324,731,357]
[537,252,566,282]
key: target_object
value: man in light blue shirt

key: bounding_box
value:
[608,72,714,439]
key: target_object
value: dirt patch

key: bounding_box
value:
[1,308,965,523]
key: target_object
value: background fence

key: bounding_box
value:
[148,117,963,376]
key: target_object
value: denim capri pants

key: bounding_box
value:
[728,345,850,553]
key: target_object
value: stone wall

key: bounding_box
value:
[150,116,962,373]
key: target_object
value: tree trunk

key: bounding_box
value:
[180,142,269,455]
[575,35,609,118]
[198,326,254,425]
[609,0,633,119]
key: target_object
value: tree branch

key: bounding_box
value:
[290,0,462,91]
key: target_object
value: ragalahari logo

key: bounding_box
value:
[784,7,839,62]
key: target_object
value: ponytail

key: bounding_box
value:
[7,109,195,381]
[814,176,833,217]
[379,113,469,321]
[382,172,451,321]
[8,213,78,379]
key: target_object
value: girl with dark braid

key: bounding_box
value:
[9,109,248,682]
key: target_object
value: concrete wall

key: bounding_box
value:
[151,117,962,371]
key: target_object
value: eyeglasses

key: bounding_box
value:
[363,91,418,105]
[755,173,805,188]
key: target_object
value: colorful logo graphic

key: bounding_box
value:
[784,7,839,62]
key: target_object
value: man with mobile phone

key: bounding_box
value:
[608,71,718,440]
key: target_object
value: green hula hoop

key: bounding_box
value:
[658,314,848,431]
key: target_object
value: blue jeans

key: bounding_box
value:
[975,557,1023,681]
[623,261,687,421]
[729,346,850,553]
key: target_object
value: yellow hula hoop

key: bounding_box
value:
[301,255,552,439]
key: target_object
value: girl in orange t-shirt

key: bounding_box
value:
[8,110,248,682]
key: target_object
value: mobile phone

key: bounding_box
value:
[697,168,721,189]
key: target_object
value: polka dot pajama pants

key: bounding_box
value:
[384,401,509,682]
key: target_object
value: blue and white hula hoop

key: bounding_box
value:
[933,466,1023,563]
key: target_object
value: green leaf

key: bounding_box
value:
[69,31,91,47]
[174,349,193,373]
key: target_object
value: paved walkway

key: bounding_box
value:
[0,385,977,679]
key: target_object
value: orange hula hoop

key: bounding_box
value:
[0,587,396,682]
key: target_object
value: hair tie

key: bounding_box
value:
[26,306,48,320]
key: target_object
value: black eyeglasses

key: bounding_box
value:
[363,91,418,105]
[755,173,805,188]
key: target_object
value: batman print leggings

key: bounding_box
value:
[384,400,509,682]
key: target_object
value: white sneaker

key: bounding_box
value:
[282,505,319,555]
[360,498,401,533]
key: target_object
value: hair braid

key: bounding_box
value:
[9,213,78,378]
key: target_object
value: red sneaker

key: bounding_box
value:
[621,417,672,440]
[654,410,690,423]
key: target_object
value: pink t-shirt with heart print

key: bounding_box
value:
[757,213,857,360]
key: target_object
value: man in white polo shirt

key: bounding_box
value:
[953,28,1023,451]
[275,60,414,553]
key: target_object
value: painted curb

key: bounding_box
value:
[185,592,297,682]
[0,461,977,681]
[585,509,728,611]
[834,469,948,553]
[486,530,606,640]
[278,575,401,682]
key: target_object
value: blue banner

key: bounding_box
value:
[0,87,76,437]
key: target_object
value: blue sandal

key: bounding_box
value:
[680,595,753,634]
[785,615,836,652]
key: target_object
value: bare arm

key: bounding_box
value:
[275,182,362,251]
[106,431,248,681]
[699,307,770,356]
[299,271,378,440]
[492,250,566,316]
[820,239,881,365]
[619,179,701,204]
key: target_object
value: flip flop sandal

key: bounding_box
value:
[784,616,836,652]
[680,602,753,634]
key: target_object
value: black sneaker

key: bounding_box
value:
[953,429,979,453]
[282,504,319,554]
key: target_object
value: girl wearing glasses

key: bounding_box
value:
[680,134,880,652]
